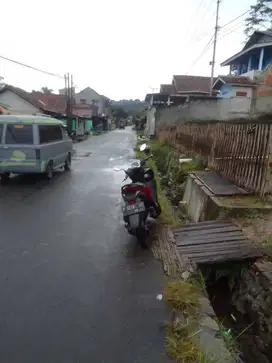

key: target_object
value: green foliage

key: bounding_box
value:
[262,235,272,261]
[166,322,219,363]
[110,105,128,120]
[244,0,272,39]
[149,139,204,207]
[111,99,145,117]
[165,280,201,314]
[40,86,53,94]
[165,279,219,363]
[135,140,179,226]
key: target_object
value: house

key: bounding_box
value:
[0,85,48,115]
[172,75,215,96]
[74,87,111,116]
[160,84,175,93]
[212,76,256,98]
[0,85,94,138]
[221,30,272,78]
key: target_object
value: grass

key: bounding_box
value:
[164,279,201,314]
[164,279,219,363]
[134,140,179,226]
[262,235,272,262]
[166,322,219,363]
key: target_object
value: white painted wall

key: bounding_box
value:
[0,90,39,114]
[145,107,156,136]
[219,97,251,120]
[75,88,107,115]
[231,86,253,98]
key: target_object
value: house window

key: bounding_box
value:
[236,91,247,97]
[5,124,33,144]
[39,125,63,144]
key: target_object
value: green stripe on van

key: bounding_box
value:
[0,161,37,166]
[0,119,64,125]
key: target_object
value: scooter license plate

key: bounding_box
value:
[123,202,145,216]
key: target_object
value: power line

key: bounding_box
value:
[221,9,250,30]
[0,54,64,79]
[219,19,245,37]
[200,0,214,22]
[186,35,214,74]
[185,0,210,48]
[219,22,244,40]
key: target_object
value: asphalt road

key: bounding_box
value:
[0,127,170,363]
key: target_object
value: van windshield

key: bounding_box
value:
[5,124,33,145]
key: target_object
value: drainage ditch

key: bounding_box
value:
[201,263,272,363]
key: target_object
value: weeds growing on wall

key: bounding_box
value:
[149,139,204,206]
[134,139,179,226]
[262,235,272,262]
[164,279,220,363]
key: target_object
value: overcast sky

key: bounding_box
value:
[1,0,253,100]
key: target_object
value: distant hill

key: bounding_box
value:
[111,99,145,116]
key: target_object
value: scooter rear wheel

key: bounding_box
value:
[136,226,148,249]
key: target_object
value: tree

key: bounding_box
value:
[41,86,53,94]
[110,105,128,120]
[244,0,272,39]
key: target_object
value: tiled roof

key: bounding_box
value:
[218,76,256,85]
[160,84,175,93]
[31,92,67,114]
[0,85,44,109]
[0,86,67,114]
[172,75,211,93]
[72,103,97,117]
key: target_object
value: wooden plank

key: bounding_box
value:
[173,222,233,233]
[179,230,245,240]
[173,219,230,230]
[178,240,252,251]
[184,250,261,263]
[176,234,247,246]
[179,248,256,258]
[193,253,262,264]
[252,124,263,193]
[179,242,256,253]
[261,124,272,196]
[256,124,268,193]
[177,226,241,237]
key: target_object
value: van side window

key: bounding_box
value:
[0,124,3,143]
[39,125,63,144]
[5,124,33,144]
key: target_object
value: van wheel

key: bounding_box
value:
[46,162,53,180]
[64,153,71,171]
[0,173,11,185]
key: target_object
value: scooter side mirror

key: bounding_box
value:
[113,167,121,171]
[140,143,147,152]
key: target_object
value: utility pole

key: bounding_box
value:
[209,0,220,96]
[66,73,73,136]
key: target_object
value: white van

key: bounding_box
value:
[0,115,73,181]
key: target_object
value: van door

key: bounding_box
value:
[0,123,37,172]
[38,124,71,169]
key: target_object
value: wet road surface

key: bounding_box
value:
[0,128,170,363]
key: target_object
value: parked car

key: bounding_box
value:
[0,115,73,182]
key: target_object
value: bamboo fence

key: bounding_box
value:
[157,122,272,196]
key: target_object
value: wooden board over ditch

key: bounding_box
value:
[193,171,249,196]
[173,220,262,265]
